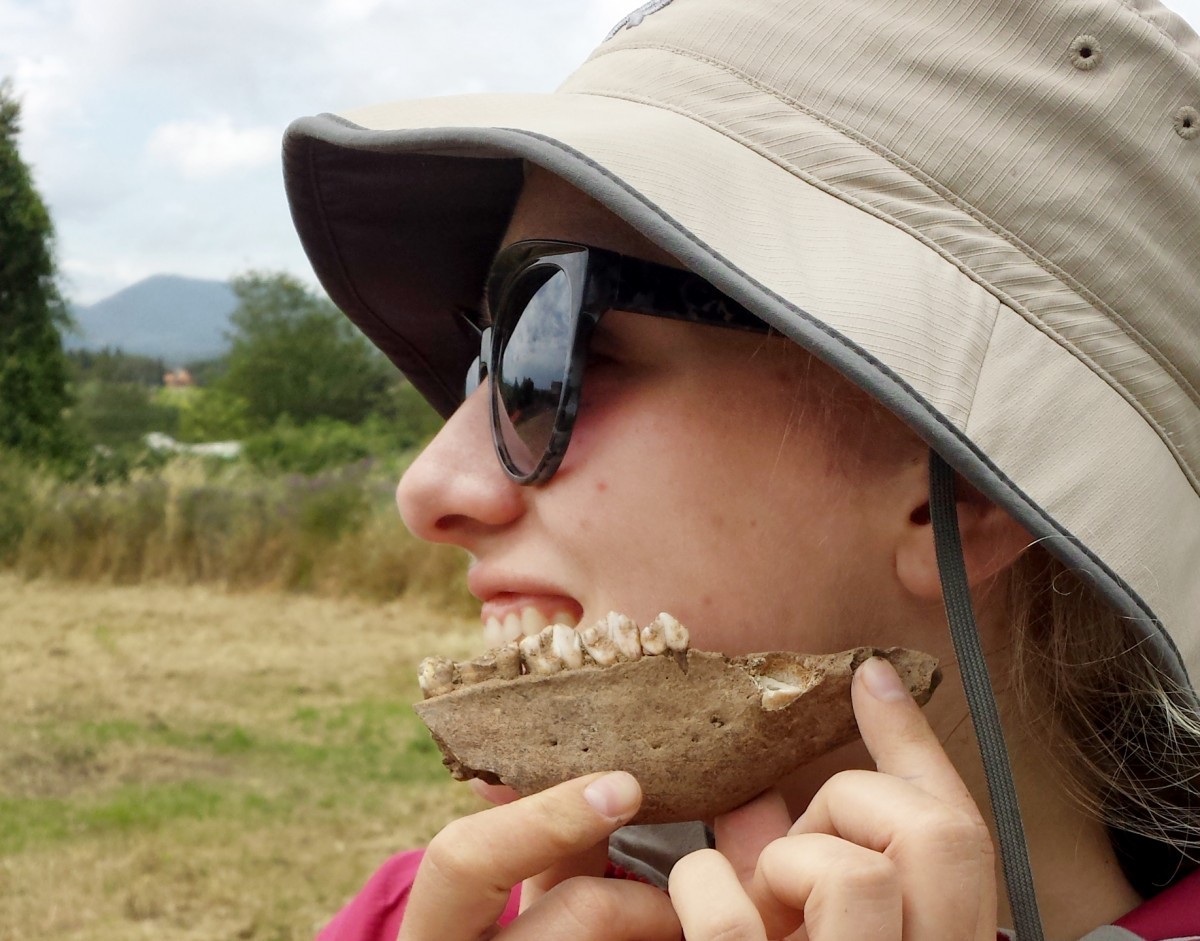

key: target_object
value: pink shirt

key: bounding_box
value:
[316,849,1200,941]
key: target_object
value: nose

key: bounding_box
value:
[396,384,526,545]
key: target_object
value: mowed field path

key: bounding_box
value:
[0,575,482,939]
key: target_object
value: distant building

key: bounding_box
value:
[163,368,194,388]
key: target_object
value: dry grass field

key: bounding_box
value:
[0,574,485,940]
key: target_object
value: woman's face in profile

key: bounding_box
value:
[397,168,932,663]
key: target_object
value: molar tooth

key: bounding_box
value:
[756,676,810,712]
[518,633,541,673]
[608,612,642,661]
[418,656,459,699]
[551,624,584,669]
[494,642,521,679]
[530,626,564,675]
[653,613,690,672]
[639,620,667,655]
[658,613,690,653]
[456,652,499,686]
[518,629,562,675]
[458,643,520,684]
[521,608,550,637]
[580,619,619,666]
[760,687,805,711]
[502,612,523,642]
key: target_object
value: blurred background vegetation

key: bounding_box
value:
[1,78,468,610]
[1,77,483,939]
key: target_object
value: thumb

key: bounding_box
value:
[519,772,643,911]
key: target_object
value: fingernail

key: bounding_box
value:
[583,771,640,821]
[859,657,909,702]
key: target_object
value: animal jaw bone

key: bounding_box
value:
[418,611,691,698]
[414,614,940,824]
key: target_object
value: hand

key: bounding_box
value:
[668,657,997,940]
[399,771,681,941]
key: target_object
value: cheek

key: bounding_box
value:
[567,382,869,642]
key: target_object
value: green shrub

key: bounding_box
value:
[175,387,250,442]
[375,381,443,451]
[72,380,180,448]
[242,418,375,475]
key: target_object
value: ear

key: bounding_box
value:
[895,465,1033,602]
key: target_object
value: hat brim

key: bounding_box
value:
[284,91,1198,688]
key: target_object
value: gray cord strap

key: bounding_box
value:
[929,451,1044,941]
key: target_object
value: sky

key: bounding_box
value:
[0,0,637,304]
[2,0,1199,306]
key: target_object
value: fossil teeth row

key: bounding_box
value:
[419,612,690,699]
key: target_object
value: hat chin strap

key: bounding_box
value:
[929,451,1045,941]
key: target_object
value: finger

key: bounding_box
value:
[399,771,642,941]
[521,837,611,911]
[850,656,998,939]
[751,832,902,941]
[506,876,680,941]
[790,771,991,940]
[670,848,766,941]
[713,789,791,883]
[853,656,975,809]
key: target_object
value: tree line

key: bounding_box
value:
[1,79,439,480]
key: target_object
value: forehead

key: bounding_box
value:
[500,166,683,268]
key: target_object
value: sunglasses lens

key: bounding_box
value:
[495,267,575,476]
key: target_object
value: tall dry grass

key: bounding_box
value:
[0,454,472,610]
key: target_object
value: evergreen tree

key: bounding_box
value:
[0,79,76,461]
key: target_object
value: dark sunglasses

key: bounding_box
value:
[463,239,771,484]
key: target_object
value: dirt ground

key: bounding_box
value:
[0,575,484,939]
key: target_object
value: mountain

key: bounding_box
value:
[67,275,239,365]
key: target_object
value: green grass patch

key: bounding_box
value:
[0,782,241,855]
[57,701,444,780]
[2,700,450,859]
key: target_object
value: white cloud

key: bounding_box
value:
[3,0,1198,306]
[146,115,279,180]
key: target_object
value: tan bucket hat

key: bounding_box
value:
[284,0,1200,931]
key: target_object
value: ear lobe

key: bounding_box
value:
[895,481,1032,603]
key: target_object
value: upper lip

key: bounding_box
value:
[467,564,581,611]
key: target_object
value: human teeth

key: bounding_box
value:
[502,612,523,642]
[581,618,619,666]
[418,656,459,699]
[608,612,642,661]
[551,624,584,669]
[552,610,578,628]
[483,617,504,650]
[521,608,550,638]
